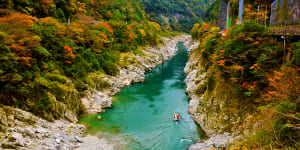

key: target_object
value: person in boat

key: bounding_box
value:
[173,111,180,120]
[173,112,177,119]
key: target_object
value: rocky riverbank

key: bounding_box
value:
[0,34,193,150]
[0,105,86,149]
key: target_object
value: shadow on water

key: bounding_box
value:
[79,42,205,150]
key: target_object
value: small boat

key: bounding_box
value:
[174,118,180,121]
[173,111,180,121]
[180,138,193,142]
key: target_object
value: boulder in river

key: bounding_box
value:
[96,116,102,121]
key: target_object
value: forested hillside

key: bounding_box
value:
[138,0,210,32]
[0,0,161,120]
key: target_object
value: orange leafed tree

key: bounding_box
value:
[262,67,299,101]
[99,22,114,35]
[0,13,40,67]
[39,17,67,38]
[0,13,37,34]
[139,29,146,37]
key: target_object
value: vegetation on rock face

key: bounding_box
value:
[191,19,299,149]
[191,0,300,149]
[0,0,162,120]
[191,0,299,148]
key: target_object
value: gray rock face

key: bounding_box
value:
[0,106,87,149]
[189,133,242,150]
[270,0,300,26]
[270,0,278,26]
[289,0,300,23]
[184,38,199,53]
[218,0,229,31]
[64,110,78,123]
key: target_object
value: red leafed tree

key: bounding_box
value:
[64,45,76,64]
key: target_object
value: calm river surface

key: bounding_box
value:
[79,43,201,150]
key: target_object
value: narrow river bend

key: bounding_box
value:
[79,42,201,150]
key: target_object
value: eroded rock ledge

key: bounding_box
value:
[0,34,192,150]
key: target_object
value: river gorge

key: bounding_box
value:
[1,0,299,149]
[0,35,206,150]
[79,42,202,149]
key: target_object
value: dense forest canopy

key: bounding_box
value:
[0,0,162,120]
[0,0,148,22]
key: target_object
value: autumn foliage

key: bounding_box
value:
[0,0,162,120]
[263,67,299,102]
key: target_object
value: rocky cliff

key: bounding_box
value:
[0,34,192,149]
[184,50,253,149]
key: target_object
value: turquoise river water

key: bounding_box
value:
[79,43,202,150]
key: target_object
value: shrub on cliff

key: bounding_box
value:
[289,40,300,67]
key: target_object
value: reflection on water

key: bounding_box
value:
[79,43,201,150]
